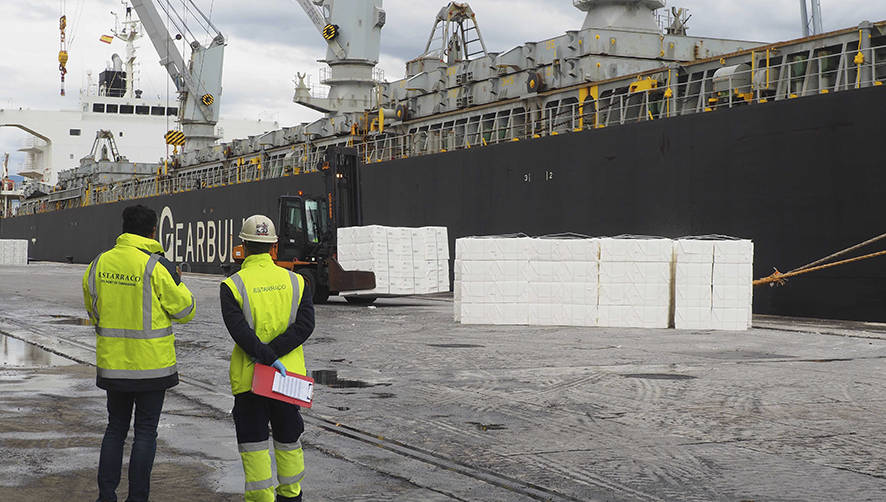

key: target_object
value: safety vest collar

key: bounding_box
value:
[116,233,164,254]
[241,253,275,269]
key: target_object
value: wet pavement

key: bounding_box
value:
[1,262,885,501]
[1,333,77,367]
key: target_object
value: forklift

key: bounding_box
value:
[231,146,376,304]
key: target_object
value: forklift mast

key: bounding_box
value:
[274,146,361,264]
[323,146,363,245]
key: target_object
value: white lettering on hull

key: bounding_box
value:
[158,206,236,265]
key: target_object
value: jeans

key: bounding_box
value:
[96,389,166,502]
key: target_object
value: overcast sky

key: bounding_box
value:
[1,0,883,175]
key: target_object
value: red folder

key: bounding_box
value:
[251,363,314,408]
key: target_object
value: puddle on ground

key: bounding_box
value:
[311,370,392,389]
[466,422,507,432]
[49,315,92,326]
[622,373,697,380]
[0,334,76,367]
[426,343,486,348]
[370,392,396,399]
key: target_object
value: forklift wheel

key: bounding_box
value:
[345,296,376,306]
[313,285,331,304]
[298,268,330,304]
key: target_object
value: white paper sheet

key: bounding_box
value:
[272,372,313,402]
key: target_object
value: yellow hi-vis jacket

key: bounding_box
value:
[83,233,196,389]
[222,253,306,395]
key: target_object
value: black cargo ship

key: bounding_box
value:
[3,84,885,321]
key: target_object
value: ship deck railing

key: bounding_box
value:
[360,39,886,163]
[11,33,886,216]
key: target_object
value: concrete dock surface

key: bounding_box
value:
[1,262,885,501]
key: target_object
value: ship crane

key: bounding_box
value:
[292,0,386,114]
[129,0,225,152]
[292,0,347,59]
[419,2,489,66]
[799,0,824,37]
[83,130,126,164]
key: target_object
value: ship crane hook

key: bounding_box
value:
[59,14,69,96]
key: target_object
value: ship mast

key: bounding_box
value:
[112,2,144,99]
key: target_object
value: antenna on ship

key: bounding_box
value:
[109,2,144,99]
[799,0,824,37]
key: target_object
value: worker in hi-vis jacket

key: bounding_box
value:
[83,204,196,502]
[221,214,315,502]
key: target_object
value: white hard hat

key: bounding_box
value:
[239,215,277,243]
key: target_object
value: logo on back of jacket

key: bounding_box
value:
[98,271,142,287]
[253,284,287,294]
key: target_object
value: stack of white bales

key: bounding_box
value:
[411,227,450,294]
[598,238,674,329]
[455,235,754,330]
[526,237,600,326]
[0,239,28,265]
[454,237,533,325]
[674,239,753,330]
[337,225,449,296]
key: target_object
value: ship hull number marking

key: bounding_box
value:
[522,171,554,183]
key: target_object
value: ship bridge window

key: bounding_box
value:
[119,105,134,114]
[166,107,178,116]
[69,129,81,136]
[135,105,149,115]
[106,104,118,113]
[150,106,165,116]
[92,103,105,113]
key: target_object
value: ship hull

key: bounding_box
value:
[3,87,885,321]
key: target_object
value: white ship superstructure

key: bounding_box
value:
[0,3,276,186]
[0,87,277,186]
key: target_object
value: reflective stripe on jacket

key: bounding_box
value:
[82,233,196,386]
[222,253,306,395]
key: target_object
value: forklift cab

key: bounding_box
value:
[276,195,331,263]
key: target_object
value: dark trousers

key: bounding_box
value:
[97,389,166,502]
[233,392,305,502]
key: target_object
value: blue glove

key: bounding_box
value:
[271,359,287,374]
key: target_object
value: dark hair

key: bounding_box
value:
[122,205,157,237]
[244,241,273,255]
